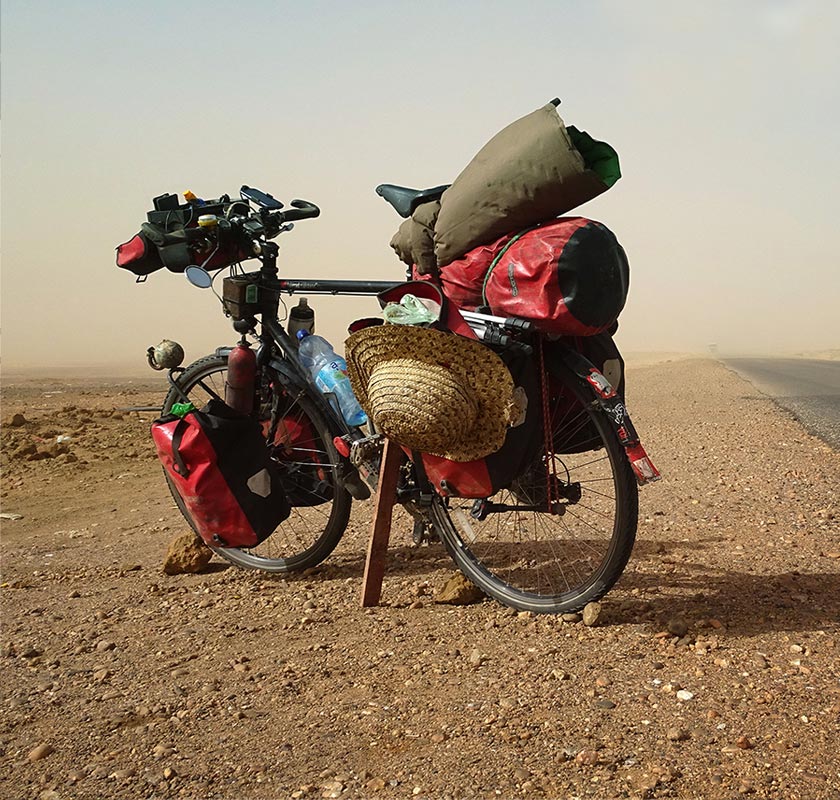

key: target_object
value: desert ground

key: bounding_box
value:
[1,357,838,800]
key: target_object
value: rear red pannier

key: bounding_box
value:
[429,217,629,337]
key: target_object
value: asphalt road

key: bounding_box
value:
[724,358,840,450]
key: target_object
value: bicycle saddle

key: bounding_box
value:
[375,183,450,218]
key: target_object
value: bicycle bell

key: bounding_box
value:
[147,339,185,370]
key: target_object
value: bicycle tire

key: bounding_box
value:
[162,354,351,573]
[431,355,638,614]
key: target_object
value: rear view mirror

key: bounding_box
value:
[185,266,213,288]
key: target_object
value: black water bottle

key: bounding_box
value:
[288,298,315,339]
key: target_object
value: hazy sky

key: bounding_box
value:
[2,0,839,371]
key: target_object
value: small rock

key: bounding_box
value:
[751,652,769,670]
[582,602,602,626]
[435,573,485,605]
[561,612,582,623]
[575,749,600,765]
[110,768,136,780]
[513,767,531,782]
[676,690,694,701]
[28,743,54,761]
[162,532,212,575]
[468,649,486,667]
[95,641,116,652]
[736,735,753,750]
[667,616,688,637]
[153,744,174,759]
[163,766,177,780]
[321,779,344,798]
[430,733,446,744]
[8,413,28,427]
[366,777,386,791]
[596,698,616,709]
[667,727,690,742]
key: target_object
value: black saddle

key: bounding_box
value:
[375,183,450,218]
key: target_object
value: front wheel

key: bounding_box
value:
[162,354,351,573]
[432,357,638,614]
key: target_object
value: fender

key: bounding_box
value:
[555,344,661,486]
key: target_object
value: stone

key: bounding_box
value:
[162,532,212,575]
[28,743,54,761]
[562,613,582,623]
[7,413,28,427]
[667,727,690,742]
[582,602,602,626]
[435,573,485,605]
[667,616,689,637]
[575,749,600,765]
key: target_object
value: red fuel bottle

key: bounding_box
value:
[225,341,257,414]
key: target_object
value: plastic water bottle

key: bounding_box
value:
[297,331,367,427]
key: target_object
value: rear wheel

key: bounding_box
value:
[432,358,638,613]
[162,354,351,573]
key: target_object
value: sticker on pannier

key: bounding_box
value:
[152,400,291,547]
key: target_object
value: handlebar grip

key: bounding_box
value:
[281,199,320,221]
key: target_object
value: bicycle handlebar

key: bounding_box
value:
[279,199,320,222]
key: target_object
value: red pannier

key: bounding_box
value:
[429,217,629,337]
[152,400,291,547]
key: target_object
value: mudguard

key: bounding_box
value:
[557,346,661,486]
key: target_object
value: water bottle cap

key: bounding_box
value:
[296,329,309,341]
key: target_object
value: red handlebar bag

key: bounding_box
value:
[152,400,291,548]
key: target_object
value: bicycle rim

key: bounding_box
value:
[433,358,638,613]
[163,355,351,573]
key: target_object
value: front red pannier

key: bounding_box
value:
[429,217,629,337]
[152,400,291,547]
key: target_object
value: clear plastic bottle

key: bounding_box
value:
[297,331,367,427]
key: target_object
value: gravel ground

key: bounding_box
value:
[1,358,839,800]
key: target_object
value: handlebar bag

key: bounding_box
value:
[152,400,291,548]
[115,229,165,276]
